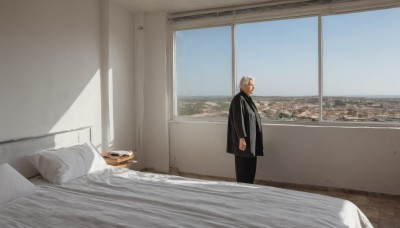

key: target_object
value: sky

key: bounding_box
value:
[176,7,400,97]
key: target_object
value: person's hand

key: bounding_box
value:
[239,138,246,151]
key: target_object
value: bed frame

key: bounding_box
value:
[0,127,92,178]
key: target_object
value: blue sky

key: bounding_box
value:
[176,7,400,97]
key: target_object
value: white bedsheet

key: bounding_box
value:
[0,168,372,228]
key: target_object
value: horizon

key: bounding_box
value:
[178,95,400,99]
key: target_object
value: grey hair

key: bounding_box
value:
[239,76,255,88]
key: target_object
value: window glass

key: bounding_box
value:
[175,26,232,117]
[323,8,400,123]
[236,17,319,121]
[174,7,400,125]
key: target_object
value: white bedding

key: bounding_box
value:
[0,168,372,228]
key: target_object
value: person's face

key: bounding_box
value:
[243,80,255,96]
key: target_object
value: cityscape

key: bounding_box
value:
[177,96,400,123]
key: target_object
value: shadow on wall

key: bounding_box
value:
[0,0,136,154]
[0,0,103,147]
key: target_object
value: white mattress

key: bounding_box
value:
[0,168,373,228]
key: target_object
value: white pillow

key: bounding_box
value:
[0,163,36,205]
[27,143,108,184]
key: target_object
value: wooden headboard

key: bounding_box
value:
[0,127,92,178]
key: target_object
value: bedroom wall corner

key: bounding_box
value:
[107,1,137,158]
[142,12,170,173]
[133,12,145,171]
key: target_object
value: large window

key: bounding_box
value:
[173,7,400,124]
[175,26,231,117]
[236,17,318,121]
[323,8,400,123]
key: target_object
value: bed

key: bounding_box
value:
[0,128,373,228]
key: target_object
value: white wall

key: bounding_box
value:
[142,13,169,172]
[108,1,136,152]
[0,0,103,146]
[0,0,137,155]
[170,122,400,195]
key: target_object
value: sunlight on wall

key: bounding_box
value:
[108,68,115,150]
[49,70,102,148]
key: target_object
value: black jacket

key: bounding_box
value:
[227,91,264,157]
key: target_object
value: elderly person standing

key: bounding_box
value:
[227,76,264,184]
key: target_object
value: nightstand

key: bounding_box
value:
[101,152,135,169]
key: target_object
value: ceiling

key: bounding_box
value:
[113,0,277,14]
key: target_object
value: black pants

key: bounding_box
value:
[235,156,257,184]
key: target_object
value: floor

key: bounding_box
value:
[163,169,400,228]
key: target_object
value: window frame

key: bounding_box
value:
[168,6,400,127]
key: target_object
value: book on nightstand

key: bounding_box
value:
[101,151,135,165]
[109,150,133,156]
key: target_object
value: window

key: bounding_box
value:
[173,7,400,125]
[236,17,318,121]
[323,8,400,123]
[175,26,232,117]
